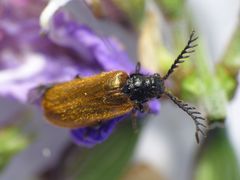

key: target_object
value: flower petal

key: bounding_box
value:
[70,115,126,148]
[148,99,161,114]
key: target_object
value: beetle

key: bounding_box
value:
[42,31,207,143]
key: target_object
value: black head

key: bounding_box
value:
[122,31,207,144]
[122,70,165,104]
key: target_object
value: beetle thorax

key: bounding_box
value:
[122,73,165,103]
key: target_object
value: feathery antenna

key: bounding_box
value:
[164,91,207,143]
[163,31,198,81]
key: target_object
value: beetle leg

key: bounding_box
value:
[135,62,141,74]
[134,102,144,113]
[131,109,138,133]
[143,103,150,113]
[74,74,82,79]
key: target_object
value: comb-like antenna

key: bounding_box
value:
[163,31,198,81]
[164,91,207,143]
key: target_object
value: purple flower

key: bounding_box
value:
[70,115,126,148]
[0,4,160,147]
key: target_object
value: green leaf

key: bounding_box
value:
[0,127,29,171]
[216,66,236,100]
[221,28,240,72]
[61,120,139,180]
[194,128,240,180]
[138,0,174,73]
[114,0,145,27]
[155,0,185,19]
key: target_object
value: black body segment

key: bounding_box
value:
[122,72,164,107]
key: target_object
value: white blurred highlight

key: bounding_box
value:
[226,73,240,165]
[0,53,45,83]
[42,148,52,158]
[40,0,72,32]
[133,117,173,179]
[188,0,240,62]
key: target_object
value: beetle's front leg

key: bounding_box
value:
[134,102,144,113]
